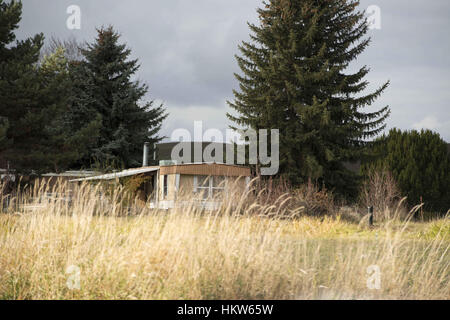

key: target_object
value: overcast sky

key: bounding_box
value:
[16,0,450,141]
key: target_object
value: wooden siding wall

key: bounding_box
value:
[159,163,250,177]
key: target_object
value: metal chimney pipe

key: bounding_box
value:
[143,142,149,167]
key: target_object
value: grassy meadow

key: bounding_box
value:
[0,180,448,300]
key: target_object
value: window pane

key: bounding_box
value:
[197,175,209,187]
[212,189,224,199]
[213,176,226,188]
[195,188,209,200]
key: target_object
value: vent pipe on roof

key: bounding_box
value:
[143,142,149,167]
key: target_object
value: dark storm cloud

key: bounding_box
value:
[15,0,450,140]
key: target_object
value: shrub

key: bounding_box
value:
[248,178,335,217]
[293,180,335,217]
[359,168,405,220]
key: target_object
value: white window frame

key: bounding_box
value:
[194,175,211,199]
[193,175,226,199]
[211,176,226,200]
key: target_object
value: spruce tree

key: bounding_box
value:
[68,26,167,169]
[228,0,390,197]
[38,47,101,172]
[0,0,46,173]
[0,1,100,173]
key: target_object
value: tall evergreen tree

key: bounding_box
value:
[38,47,101,172]
[68,26,167,169]
[228,0,390,197]
[0,1,98,173]
[0,0,46,172]
[364,129,450,213]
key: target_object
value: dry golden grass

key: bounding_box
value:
[0,181,448,300]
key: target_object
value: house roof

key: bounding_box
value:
[69,163,251,182]
[69,167,159,182]
[156,142,232,163]
[42,170,99,178]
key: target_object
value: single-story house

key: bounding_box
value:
[2,143,252,210]
[69,162,251,210]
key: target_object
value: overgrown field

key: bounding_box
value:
[0,182,448,300]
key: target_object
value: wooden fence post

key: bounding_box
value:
[368,206,374,227]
